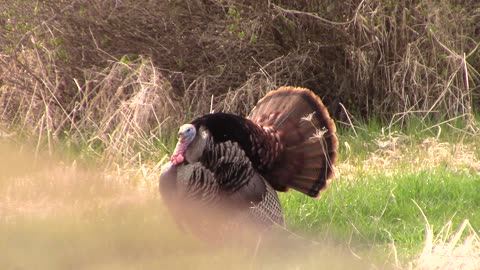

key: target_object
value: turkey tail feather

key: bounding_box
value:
[248,86,338,197]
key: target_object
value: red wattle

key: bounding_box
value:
[171,139,186,165]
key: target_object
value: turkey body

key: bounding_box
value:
[159,86,338,242]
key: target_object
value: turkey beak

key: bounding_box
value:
[178,130,188,143]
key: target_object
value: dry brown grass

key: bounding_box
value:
[415,218,480,270]
[1,1,479,170]
[0,143,147,221]
[339,134,480,180]
[1,0,479,133]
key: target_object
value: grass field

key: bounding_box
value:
[1,119,479,269]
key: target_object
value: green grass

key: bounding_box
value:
[281,166,480,258]
[307,116,480,258]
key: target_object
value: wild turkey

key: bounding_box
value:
[159,86,338,242]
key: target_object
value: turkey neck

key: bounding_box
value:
[190,113,284,173]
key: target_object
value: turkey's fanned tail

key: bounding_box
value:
[248,86,338,197]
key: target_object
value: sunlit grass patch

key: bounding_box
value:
[281,166,479,258]
[280,119,480,265]
[416,219,480,270]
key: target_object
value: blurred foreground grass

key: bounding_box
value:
[0,143,380,270]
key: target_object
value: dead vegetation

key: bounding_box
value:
[1,1,479,156]
[415,218,480,270]
[339,135,480,178]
